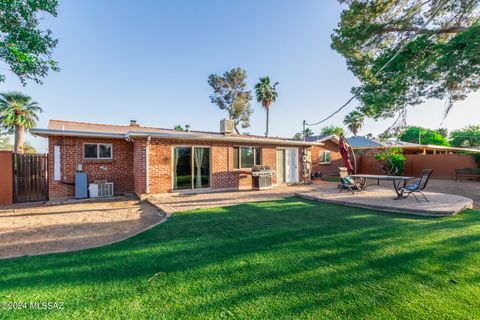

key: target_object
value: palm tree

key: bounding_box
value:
[0,92,42,153]
[343,110,365,136]
[254,76,278,137]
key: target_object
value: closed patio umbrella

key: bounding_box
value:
[339,134,354,174]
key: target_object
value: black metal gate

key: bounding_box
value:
[13,154,48,203]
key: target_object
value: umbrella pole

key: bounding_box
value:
[350,146,357,174]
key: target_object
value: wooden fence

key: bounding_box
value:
[13,153,48,203]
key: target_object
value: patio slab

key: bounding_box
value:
[296,186,474,216]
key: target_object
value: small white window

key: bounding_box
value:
[84,143,112,159]
[319,151,331,164]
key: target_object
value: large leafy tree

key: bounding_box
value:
[399,126,449,146]
[332,0,480,120]
[343,110,365,136]
[0,0,59,84]
[321,125,344,136]
[0,92,42,153]
[208,68,253,132]
[450,125,480,147]
[254,76,279,137]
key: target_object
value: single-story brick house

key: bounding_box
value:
[31,119,323,200]
[306,134,344,178]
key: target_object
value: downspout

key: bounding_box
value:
[146,136,151,194]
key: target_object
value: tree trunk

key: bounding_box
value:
[265,108,269,137]
[14,125,23,154]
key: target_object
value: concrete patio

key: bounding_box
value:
[149,180,475,216]
[296,186,473,216]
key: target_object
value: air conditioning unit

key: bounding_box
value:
[89,182,114,198]
[220,118,235,134]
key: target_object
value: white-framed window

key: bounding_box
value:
[319,150,331,164]
[84,143,112,159]
[233,146,261,169]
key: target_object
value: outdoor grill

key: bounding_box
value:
[252,165,275,190]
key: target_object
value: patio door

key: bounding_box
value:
[285,148,298,183]
[277,148,298,184]
[173,147,210,190]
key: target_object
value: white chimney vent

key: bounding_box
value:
[220,119,235,135]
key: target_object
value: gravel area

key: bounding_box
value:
[0,198,165,259]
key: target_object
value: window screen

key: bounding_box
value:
[84,144,98,159]
[99,144,112,158]
[84,144,112,159]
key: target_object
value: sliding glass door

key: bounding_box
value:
[174,147,192,190]
[174,147,210,190]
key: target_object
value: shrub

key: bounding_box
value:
[462,152,480,168]
[374,148,406,176]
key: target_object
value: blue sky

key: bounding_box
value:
[2,0,479,152]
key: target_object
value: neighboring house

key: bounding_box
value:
[351,137,480,155]
[31,119,322,200]
[305,134,480,179]
[305,134,343,178]
[345,136,384,149]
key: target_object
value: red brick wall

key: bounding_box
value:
[48,136,134,199]
[146,139,299,194]
[133,139,147,196]
[48,135,310,199]
[311,141,343,177]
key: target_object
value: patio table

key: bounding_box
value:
[349,174,415,199]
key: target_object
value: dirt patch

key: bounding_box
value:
[0,199,165,259]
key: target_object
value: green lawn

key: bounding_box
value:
[1,198,480,319]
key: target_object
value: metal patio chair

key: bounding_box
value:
[399,169,433,203]
[338,167,362,195]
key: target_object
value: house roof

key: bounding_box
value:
[305,134,340,144]
[382,142,480,153]
[306,134,383,148]
[348,137,480,153]
[31,120,322,147]
[346,136,384,148]
[304,133,480,153]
